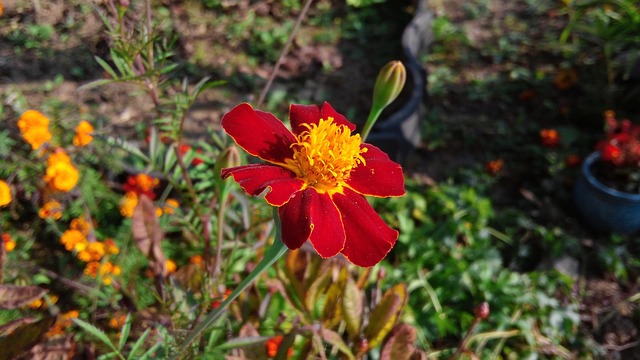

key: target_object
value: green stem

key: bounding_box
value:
[361,105,383,143]
[171,209,288,359]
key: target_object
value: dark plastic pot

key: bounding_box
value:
[574,152,640,234]
[367,1,432,163]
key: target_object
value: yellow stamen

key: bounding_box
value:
[283,117,367,194]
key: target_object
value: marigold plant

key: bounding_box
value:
[221,102,405,267]
[38,199,63,220]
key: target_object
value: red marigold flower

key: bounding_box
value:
[265,335,292,358]
[564,154,582,167]
[123,174,158,199]
[540,128,560,147]
[220,102,405,267]
[600,143,624,164]
[178,144,204,166]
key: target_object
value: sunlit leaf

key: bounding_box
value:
[364,283,407,348]
[380,323,417,360]
[341,277,363,339]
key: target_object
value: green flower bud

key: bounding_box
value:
[372,61,406,110]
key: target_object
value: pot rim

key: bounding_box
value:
[582,152,640,201]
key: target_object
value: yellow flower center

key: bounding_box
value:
[283,117,367,194]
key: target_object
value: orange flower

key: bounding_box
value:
[29,295,58,310]
[211,289,232,309]
[38,200,63,220]
[73,120,94,147]
[165,259,177,274]
[77,242,106,262]
[540,128,560,147]
[70,217,91,235]
[123,174,159,199]
[553,68,578,90]
[119,192,138,218]
[60,229,87,252]
[18,110,52,150]
[108,314,127,329]
[47,150,71,167]
[2,233,16,252]
[163,199,180,214]
[84,261,121,285]
[265,335,292,358]
[104,239,120,255]
[189,255,203,265]
[45,154,79,192]
[485,159,504,175]
[46,310,79,338]
[0,180,11,207]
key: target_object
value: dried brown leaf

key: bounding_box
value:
[0,285,47,309]
[132,194,167,277]
[380,323,417,360]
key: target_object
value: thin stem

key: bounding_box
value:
[171,209,288,359]
[257,0,314,106]
[361,106,383,142]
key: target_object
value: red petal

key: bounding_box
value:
[289,102,355,136]
[278,188,345,257]
[221,103,296,164]
[221,164,304,206]
[346,144,405,197]
[332,188,398,267]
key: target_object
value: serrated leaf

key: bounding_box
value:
[118,313,132,351]
[380,323,417,360]
[72,318,118,352]
[0,285,47,309]
[127,328,151,360]
[320,328,354,360]
[0,316,56,360]
[341,277,363,339]
[364,283,407,348]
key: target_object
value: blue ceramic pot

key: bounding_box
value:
[574,152,640,234]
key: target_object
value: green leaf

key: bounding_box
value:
[94,56,118,79]
[341,277,363,339]
[72,318,119,354]
[118,314,132,351]
[216,336,271,350]
[127,328,151,360]
[320,328,355,360]
[304,267,332,312]
[170,209,288,359]
[364,283,407,348]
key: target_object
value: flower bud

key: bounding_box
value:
[474,301,490,320]
[372,61,406,110]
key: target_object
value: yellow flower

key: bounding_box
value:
[45,161,79,192]
[119,192,138,218]
[60,229,87,252]
[163,198,179,214]
[73,120,94,147]
[38,200,63,220]
[18,110,52,150]
[0,180,11,207]
[2,233,15,252]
